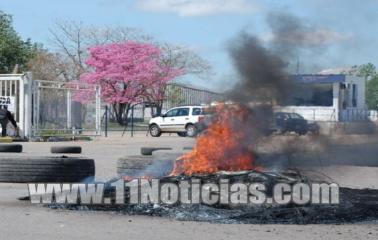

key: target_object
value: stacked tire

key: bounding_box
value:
[0,144,95,183]
[0,157,95,183]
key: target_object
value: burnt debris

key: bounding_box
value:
[48,170,378,224]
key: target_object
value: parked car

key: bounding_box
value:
[270,112,320,135]
[195,108,320,136]
[149,106,204,137]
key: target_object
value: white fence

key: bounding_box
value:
[368,110,378,121]
[340,108,368,122]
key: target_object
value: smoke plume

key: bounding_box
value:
[227,12,332,104]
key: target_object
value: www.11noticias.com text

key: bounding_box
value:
[28,179,339,205]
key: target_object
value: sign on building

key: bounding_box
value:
[0,96,15,112]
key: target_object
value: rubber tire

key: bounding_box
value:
[141,147,172,156]
[0,156,95,183]
[0,144,22,153]
[149,124,162,137]
[51,146,82,154]
[117,155,175,177]
[185,124,197,137]
[297,130,307,136]
[177,132,187,137]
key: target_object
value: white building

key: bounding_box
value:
[276,74,366,122]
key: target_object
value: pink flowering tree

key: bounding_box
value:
[78,41,182,125]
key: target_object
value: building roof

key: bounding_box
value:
[293,74,346,84]
[317,67,352,75]
[168,82,220,94]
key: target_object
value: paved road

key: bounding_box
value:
[0,135,377,240]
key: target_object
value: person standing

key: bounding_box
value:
[0,105,18,137]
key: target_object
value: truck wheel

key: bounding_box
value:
[186,124,197,137]
[51,146,82,154]
[0,157,95,183]
[0,144,22,153]
[149,124,161,137]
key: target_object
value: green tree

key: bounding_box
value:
[346,63,377,110]
[366,75,378,110]
[345,63,376,79]
[358,63,376,80]
[0,10,35,73]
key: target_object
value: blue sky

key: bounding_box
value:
[1,0,377,90]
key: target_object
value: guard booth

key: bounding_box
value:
[0,74,32,138]
[0,73,101,139]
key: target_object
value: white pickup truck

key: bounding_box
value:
[149,106,204,137]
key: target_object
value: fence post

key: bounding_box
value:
[105,105,108,137]
[95,86,101,135]
[34,81,41,136]
[66,90,72,131]
[19,76,25,138]
[131,105,134,137]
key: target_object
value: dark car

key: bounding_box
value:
[270,112,319,135]
[195,109,319,136]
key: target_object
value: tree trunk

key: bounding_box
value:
[152,100,163,116]
[156,104,163,115]
[113,103,130,126]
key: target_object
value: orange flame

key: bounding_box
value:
[170,103,259,176]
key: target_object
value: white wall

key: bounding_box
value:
[333,82,340,121]
[345,75,366,109]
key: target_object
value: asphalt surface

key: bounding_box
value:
[0,133,377,240]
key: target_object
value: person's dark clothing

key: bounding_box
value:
[0,109,17,137]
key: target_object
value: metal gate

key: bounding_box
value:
[0,73,101,139]
[32,80,101,137]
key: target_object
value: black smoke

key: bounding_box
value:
[227,33,292,103]
[227,12,331,104]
